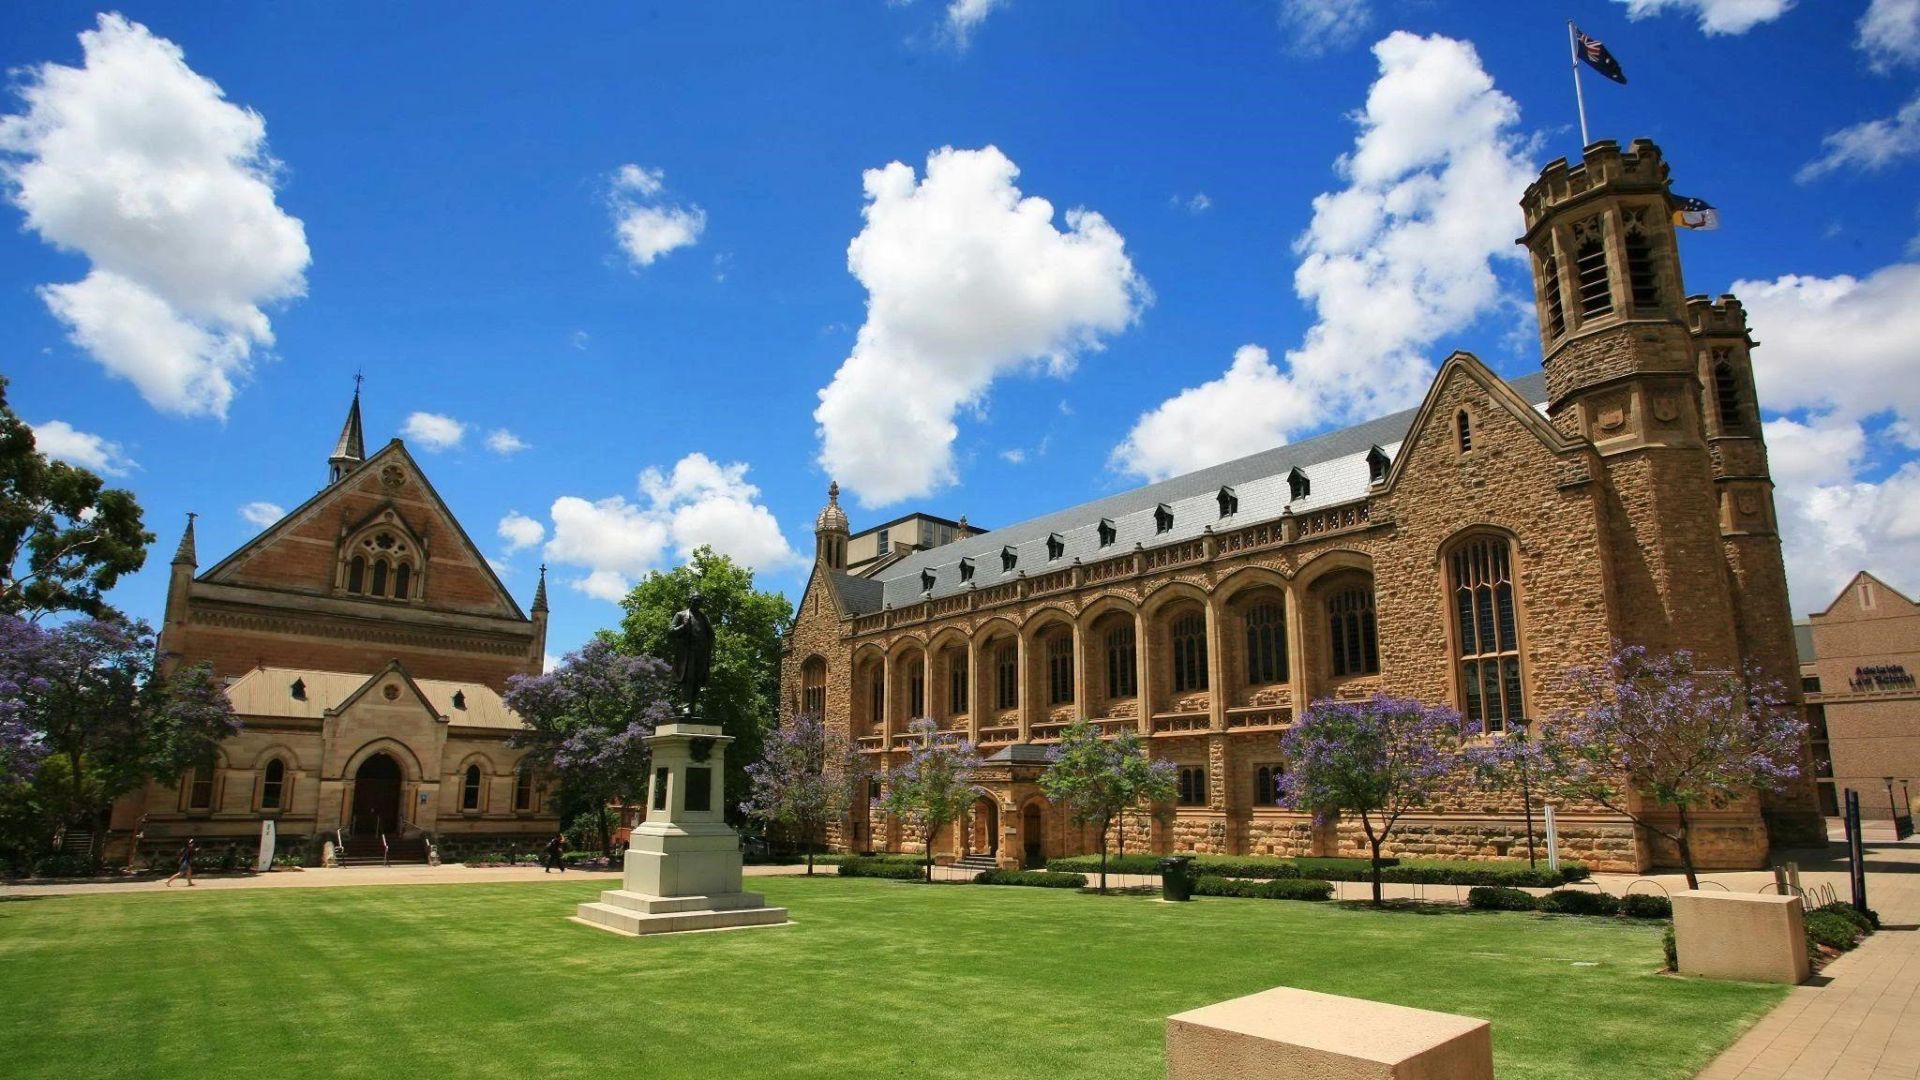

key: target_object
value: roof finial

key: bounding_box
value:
[815,480,849,534]
[172,512,198,566]
[532,562,549,614]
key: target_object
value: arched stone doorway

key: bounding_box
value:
[350,753,403,836]
[969,795,998,857]
[1021,800,1046,868]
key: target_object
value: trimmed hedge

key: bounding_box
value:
[1044,853,1587,888]
[1538,889,1620,916]
[976,869,1087,889]
[1467,885,1537,911]
[1812,901,1877,934]
[837,858,929,881]
[1806,910,1865,953]
[1618,893,1673,919]
[1192,875,1334,902]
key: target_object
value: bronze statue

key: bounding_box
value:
[668,590,714,717]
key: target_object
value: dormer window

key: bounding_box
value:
[452,690,467,710]
[959,557,974,582]
[1217,487,1238,518]
[290,678,306,701]
[1001,546,1018,572]
[1098,519,1116,547]
[1047,533,1065,560]
[921,569,936,593]
[1367,446,1390,485]
[1155,504,1173,534]
[1288,468,1310,502]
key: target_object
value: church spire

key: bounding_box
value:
[532,563,549,614]
[172,512,198,567]
[328,374,366,485]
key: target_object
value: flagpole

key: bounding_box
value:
[1569,21,1590,147]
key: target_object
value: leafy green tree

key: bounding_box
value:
[1039,719,1176,893]
[615,547,793,823]
[0,615,237,868]
[881,718,983,882]
[0,378,152,620]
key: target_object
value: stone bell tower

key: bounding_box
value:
[1518,139,1740,667]
[814,481,849,571]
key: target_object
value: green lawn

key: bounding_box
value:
[0,876,1781,1079]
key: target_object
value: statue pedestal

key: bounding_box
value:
[574,722,788,937]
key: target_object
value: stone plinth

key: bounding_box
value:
[1166,986,1493,1080]
[574,722,787,937]
[1671,890,1808,984]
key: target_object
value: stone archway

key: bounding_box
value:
[969,795,999,857]
[350,753,403,836]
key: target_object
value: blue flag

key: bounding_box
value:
[1574,26,1627,84]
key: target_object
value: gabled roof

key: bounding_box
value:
[198,439,530,621]
[1813,570,1918,619]
[223,662,526,731]
[841,369,1549,615]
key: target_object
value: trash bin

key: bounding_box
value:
[1159,855,1195,902]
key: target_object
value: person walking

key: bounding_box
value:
[544,833,566,874]
[164,839,197,887]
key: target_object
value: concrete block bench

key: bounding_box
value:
[1166,985,1493,1079]
[1671,890,1809,984]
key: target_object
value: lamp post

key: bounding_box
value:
[1515,717,1537,869]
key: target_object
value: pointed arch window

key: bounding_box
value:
[1539,248,1567,338]
[1623,210,1660,310]
[1106,623,1137,699]
[1713,351,1748,433]
[1244,600,1288,685]
[370,560,389,597]
[261,758,287,810]
[948,651,969,715]
[347,556,366,594]
[869,671,885,734]
[394,563,411,600]
[462,764,483,811]
[1450,536,1525,734]
[1170,612,1208,694]
[1574,225,1613,318]
[908,663,925,719]
[801,657,827,716]
[1046,631,1074,706]
[995,643,1019,711]
[1329,585,1379,677]
[1253,764,1283,807]
[514,766,536,812]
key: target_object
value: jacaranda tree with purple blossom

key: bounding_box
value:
[504,638,677,856]
[879,717,983,882]
[1279,694,1469,905]
[1492,644,1804,890]
[740,713,862,875]
[0,614,235,869]
[1039,718,1177,893]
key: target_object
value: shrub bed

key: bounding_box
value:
[1467,885,1537,911]
[1805,910,1867,954]
[1812,901,1877,934]
[1538,889,1620,916]
[1043,853,1586,888]
[1618,893,1673,919]
[1191,875,1334,902]
[837,858,929,881]
[976,869,1086,889]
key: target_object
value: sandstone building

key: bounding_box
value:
[110,389,560,863]
[1798,572,1920,822]
[780,140,1824,873]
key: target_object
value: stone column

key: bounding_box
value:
[1135,609,1155,737]
[921,648,934,728]
[881,655,896,750]
[1071,621,1089,720]
[1286,579,1312,716]
[1205,595,1227,732]
[1016,632,1032,742]
[966,636,982,743]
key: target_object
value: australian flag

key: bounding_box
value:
[1671,195,1720,231]
[1574,26,1627,84]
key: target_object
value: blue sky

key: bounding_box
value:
[3,0,1918,660]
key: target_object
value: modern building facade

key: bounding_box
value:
[781,139,1824,874]
[1798,572,1920,821]
[109,390,560,863]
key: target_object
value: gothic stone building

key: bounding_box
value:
[781,139,1824,874]
[110,390,560,862]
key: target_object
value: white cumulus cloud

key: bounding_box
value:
[1614,0,1795,35]
[1798,94,1920,182]
[238,501,284,531]
[401,411,466,451]
[0,14,309,419]
[1735,262,1920,612]
[486,428,529,455]
[30,420,134,476]
[497,511,546,554]
[610,163,705,267]
[815,145,1145,506]
[1114,32,1532,481]
[541,453,797,602]
[1860,0,1920,70]
[1278,0,1372,56]
[946,0,1007,48]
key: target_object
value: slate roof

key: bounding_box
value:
[983,743,1055,765]
[848,371,1549,615]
